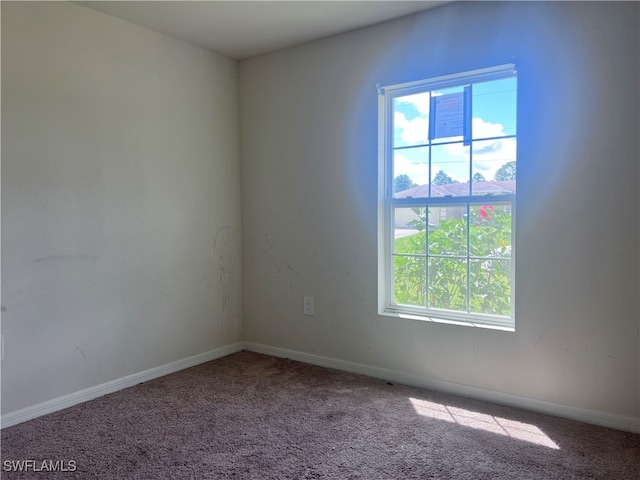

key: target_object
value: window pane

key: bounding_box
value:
[394,92,430,148]
[472,77,517,139]
[394,207,426,254]
[472,138,516,194]
[469,259,511,316]
[431,143,470,195]
[393,147,428,198]
[394,256,426,306]
[428,206,468,256]
[428,258,467,312]
[470,204,512,258]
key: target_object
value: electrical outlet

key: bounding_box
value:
[303,296,314,316]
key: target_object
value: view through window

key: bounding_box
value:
[379,65,517,329]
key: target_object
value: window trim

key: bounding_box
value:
[377,64,517,331]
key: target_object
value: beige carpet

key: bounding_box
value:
[2,351,638,479]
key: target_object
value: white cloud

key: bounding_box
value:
[436,118,516,181]
[394,92,430,146]
[394,150,430,186]
[470,118,516,179]
[394,112,429,146]
[472,117,505,139]
[393,108,517,184]
[395,92,430,116]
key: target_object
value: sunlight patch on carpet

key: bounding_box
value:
[409,398,560,449]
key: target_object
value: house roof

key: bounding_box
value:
[395,180,515,198]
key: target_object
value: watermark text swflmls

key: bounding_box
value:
[3,460,77,472]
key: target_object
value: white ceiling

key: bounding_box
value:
[74,1,449,60]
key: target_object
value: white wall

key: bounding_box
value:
[1,2,241,414]
[240,1,639,421]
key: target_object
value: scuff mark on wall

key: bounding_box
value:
[263,233,274,254]
[75,346,87,361]
[284,262,298,276]
[260,232,301,300]
[214,226,231,255]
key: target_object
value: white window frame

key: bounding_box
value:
[377,64,517,331]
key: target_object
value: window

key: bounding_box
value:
[378,64,517,330]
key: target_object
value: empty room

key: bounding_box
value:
[1,1,639,478]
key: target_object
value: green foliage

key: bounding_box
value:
[432,170,457,185]
[394,205,512,316]
[394,256,426,306]
[393,174,418,193]
[494,161,516,181]
[472,172,486,182]
[428,257,467,311]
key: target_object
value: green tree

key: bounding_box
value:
[494,161,516,181]
[432,170,457,185]
[393,174,417,193]
[472,172,486,182]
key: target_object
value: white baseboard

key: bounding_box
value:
[1,343,243,429]
[242,342,640,434]
[3,341,638,434]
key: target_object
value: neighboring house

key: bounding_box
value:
[394,180,515,231]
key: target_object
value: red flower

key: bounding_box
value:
[479,205,494,219]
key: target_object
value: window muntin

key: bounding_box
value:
[380,65,517,329]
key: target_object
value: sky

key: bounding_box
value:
[392,77,517,190]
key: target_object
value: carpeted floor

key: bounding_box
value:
[1,351,638,479]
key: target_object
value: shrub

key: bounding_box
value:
[394,205,511,316]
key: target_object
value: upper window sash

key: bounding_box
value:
[380,64,517,202]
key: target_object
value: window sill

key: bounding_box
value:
[379,309,515,332]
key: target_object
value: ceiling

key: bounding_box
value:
[74,1,449,60]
